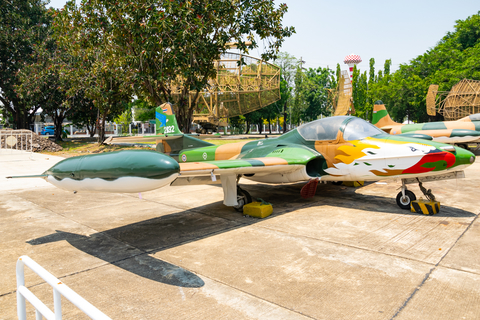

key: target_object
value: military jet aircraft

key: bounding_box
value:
[9,104,475,211]
[372,101,480,149]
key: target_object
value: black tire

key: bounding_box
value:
[201,128,207,134]
[396,190,416,210]
[45,132,50,136]
[332,181,343,186]
[233,187,252,212]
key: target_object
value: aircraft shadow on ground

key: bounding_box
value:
[241,181,477,218]
[27,229,206,288]
[26,182,475,288]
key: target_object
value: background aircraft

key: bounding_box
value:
[372,101,480,150]
[10,105,475,212]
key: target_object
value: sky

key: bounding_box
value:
[47,0,480,73]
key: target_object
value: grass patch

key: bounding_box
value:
[41,139,154,158]
[41,136,265,157]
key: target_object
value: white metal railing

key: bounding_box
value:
[0,130,34,161]
[0,130,33,153]
[16,255,111,320]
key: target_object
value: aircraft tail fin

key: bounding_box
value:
[372,101,400,127]
[154,103,213,157]
[156,103,183,135]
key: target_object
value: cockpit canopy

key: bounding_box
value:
[297,116,384,141]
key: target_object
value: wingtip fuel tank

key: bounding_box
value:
[43,150,180,193]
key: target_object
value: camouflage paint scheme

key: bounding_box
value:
[154,106,474,185]
[11,104,474,209]
[43,150,180,193]
[372,102,480,144]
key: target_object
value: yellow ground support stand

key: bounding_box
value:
[411,199,441,215]
[342,181,364,187]
[243,202,273,218]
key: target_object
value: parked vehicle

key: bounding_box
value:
[40,126,55,135]
[40,126,69,136]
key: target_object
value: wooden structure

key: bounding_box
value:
[332,70,354,116]
[427,79,480,120]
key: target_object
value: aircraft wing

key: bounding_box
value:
[403,129,480,143]
[104,134,190,144]
[173,144,322,186]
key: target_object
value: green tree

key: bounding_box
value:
[243,110,263,134]
[368,11,480,123]
[114,108,133,135]
[16,34,74,141]
[300,67,334,121]
[55,0,294,133]
[0,0,51,129]
[50,17,133,143]
[292,64,307,125]
[352,66,368,119]
[274,52,298,132]
[228,116,244,135]
[131,100,155,122]
[67,91,98,137]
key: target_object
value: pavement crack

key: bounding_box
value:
[390,213,479,319]
[192,272,317,320]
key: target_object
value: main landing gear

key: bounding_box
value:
[222,175,252,212]
[233,186,252,212]
[395,178,436,210]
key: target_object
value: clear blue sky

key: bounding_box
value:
[272,0,479,73]
[48,0,479,73]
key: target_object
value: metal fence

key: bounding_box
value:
[0,130,33,158]
[16,255,111,320]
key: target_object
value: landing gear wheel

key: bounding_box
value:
[233,187,252,212]
[396,190,416,210]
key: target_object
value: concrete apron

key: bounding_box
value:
[0,152,480,319]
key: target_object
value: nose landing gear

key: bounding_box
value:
[396,189,416,209]
[395,178,437,210]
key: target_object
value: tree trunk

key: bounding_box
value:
[283,101,287,133]
[245,119,250,134]
[53,111,66,142]
[88,124,96,137]
[98,114,106,144]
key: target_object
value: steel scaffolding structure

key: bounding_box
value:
[169,52,281,126]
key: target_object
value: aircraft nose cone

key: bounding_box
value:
[453,146,476,166]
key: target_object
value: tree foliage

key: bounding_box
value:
[0,0,51,129]
[55,0,294,133]
[15,32,75,141]
[294,67,334,123]
[67,91,98,137]
[363,11,480,123]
